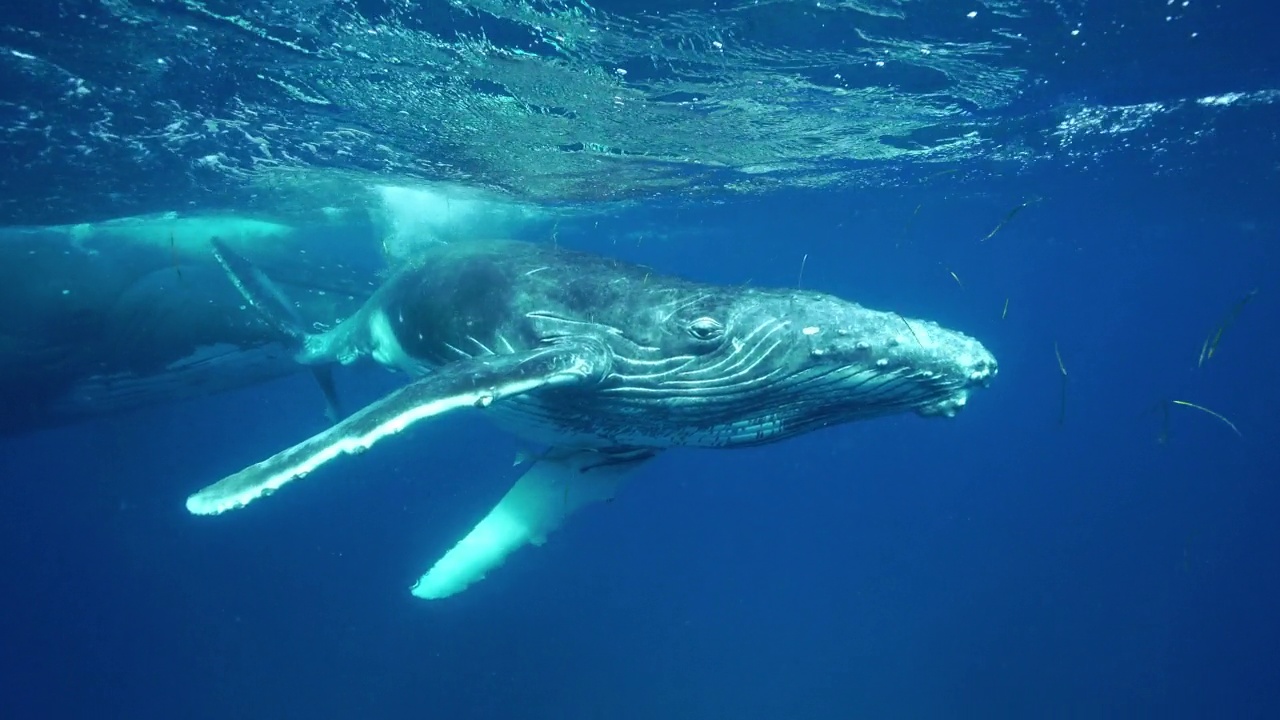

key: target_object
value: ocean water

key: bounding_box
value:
[1,1,1277,718]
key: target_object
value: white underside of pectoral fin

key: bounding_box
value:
[410,449,651,600]
[185,345,595,517]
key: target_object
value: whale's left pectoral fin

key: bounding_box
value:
[185,344,603,516]
[411,448,654,600]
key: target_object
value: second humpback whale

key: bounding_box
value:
[0,213,375,436]
[187,239,998,600]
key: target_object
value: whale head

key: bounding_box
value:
[591,285,998,447]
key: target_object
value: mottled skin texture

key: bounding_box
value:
[373,240,703,364]
[315,239,997,453]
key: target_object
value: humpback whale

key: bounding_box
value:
[188,239,998,600]
[0,213,377,435]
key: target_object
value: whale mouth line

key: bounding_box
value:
[566,354,978,448]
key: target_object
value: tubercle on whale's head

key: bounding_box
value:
[789,290,997,418]
[711,288,998,422]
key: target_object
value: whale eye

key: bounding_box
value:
[687,316,724,341]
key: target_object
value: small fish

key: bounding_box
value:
[169,230,184,282]
[1199,288,1257,366]
[948,270,963,289]
[981,196,1044,242]
[1001,297,1009,320]
[1054,342,1067,425]
[900,204,924,244]
[1170,399,1241,437]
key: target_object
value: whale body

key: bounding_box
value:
[187,239,998,599]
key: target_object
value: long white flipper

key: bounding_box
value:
[185,345,602,516]
[411,449,652,600]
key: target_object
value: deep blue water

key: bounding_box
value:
[3,168,1277,717]
[2,0,1279,717]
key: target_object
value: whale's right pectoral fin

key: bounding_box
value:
[185,343,605,517]
[411,448,655,600]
